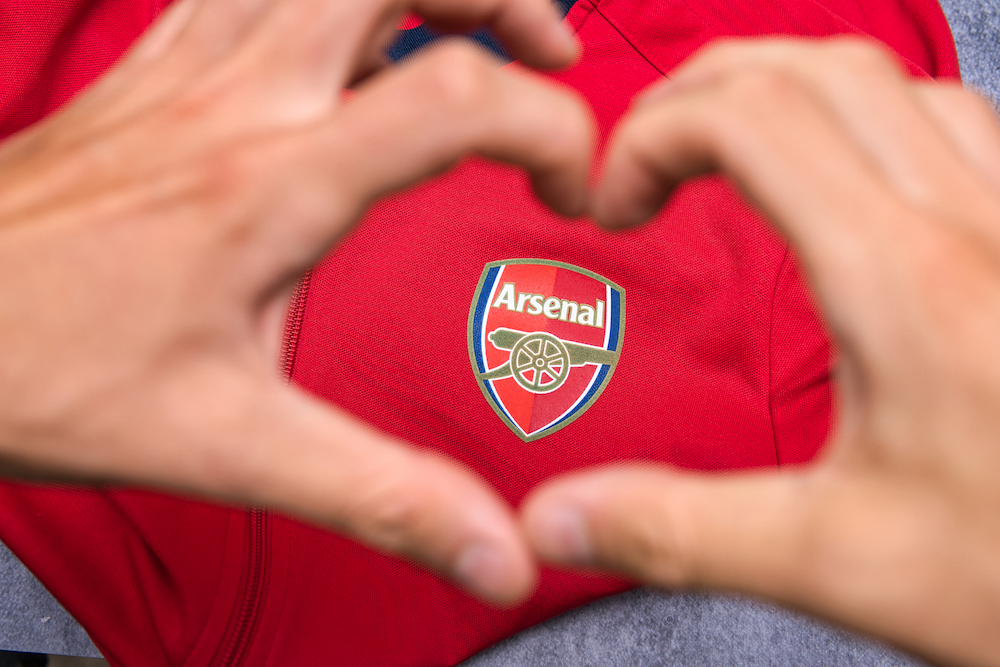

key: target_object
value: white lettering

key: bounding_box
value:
[491,283,516,310]
[560,300,579,323]
[489,282,606,328]
[515,293,531,313]
[527,294,544,315]
[543,297,562,319]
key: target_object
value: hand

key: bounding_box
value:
[522,38,1000,665]
[0,0,594,603]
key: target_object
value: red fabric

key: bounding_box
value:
[0,1,959,666]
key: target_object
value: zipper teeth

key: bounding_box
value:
[219,275,309,666]
[278,272,312,380]
[220,507,268,667]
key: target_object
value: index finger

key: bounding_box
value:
[411,0,579,69]
[592,50,925,353]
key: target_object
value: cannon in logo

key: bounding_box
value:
[479,327,619,394]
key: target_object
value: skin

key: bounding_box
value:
[521,39,1000,667]
[4,3,999,663]
[0,0,596,604]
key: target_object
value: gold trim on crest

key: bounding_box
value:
[467,259,626,442]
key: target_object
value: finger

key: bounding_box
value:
[114,0,272,78]
[348,0,579,82]
[41,0,303,155]
[654,39,1000,235]
[338,42,592,215]
[127,0,575,134]
[57,0,577,149]
[1,0,203,154]
[59,0,274,128]
[59,0,390,138]
[520,465,995,666]
[221,0,578,122]
[258,391,536,603]
[914,82,1000,193]
[522,466,811,592]
[251,40,592,262]
[138,367,537,604]
[411,0,579,69]
[592,70,941,370]
[594,68,898,270]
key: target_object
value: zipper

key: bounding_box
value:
[219,507,269,667]
[278,272,312,380]
[218,273,312,666]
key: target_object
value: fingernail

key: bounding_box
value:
[553,22,580,62]
[594,196,660,231]
[455,542,511,599]
[636,78,676,107]
[534,504,591,563]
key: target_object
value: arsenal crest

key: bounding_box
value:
[467,259,625,442]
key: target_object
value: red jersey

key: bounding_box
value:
[0,0,959,665]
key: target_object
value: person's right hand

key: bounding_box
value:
[0,0,593,604]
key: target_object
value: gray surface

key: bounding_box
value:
[0,0,998,662]
[939,0,1000,110]
[462,589,928,667]
[0,542,100,658]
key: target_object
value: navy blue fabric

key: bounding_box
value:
[387,26,512,63]
[386,0,576,63]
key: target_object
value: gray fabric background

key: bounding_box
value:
[940,0,1000,110]
[1,0,996,662]
[0,542,100,658]
[461,589,929,667]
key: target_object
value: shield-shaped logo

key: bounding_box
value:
[467,259,625,442]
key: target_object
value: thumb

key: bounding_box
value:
[521,464,986,663]
[160,370,536,604]
[521,465,816,597]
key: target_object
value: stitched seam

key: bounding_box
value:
[591,5,667,76]
[767,244,791,468]
[799,0,931,77]
[591,0,713,77]
[569,0,597,34]
[675,0,711,28]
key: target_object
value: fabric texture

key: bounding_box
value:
[0,542,99,658]
[0,1,966,666]
[938,0,1000,109]
[460,589,930,667]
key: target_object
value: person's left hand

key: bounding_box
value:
[521,38,1000,665]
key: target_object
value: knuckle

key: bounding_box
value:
[542,89,593,161]
[418,41,495,114]
[954,85,998,118]
[909,221,977,275]
[349,459,442,553]
[621,517,694,586]
[724,68,805,113]
[355,482,426,551]
[825,37,898,75]
[192,150,248,202]
[689,38,745,69]
[182,151,260,241]
[601,484,698,587]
